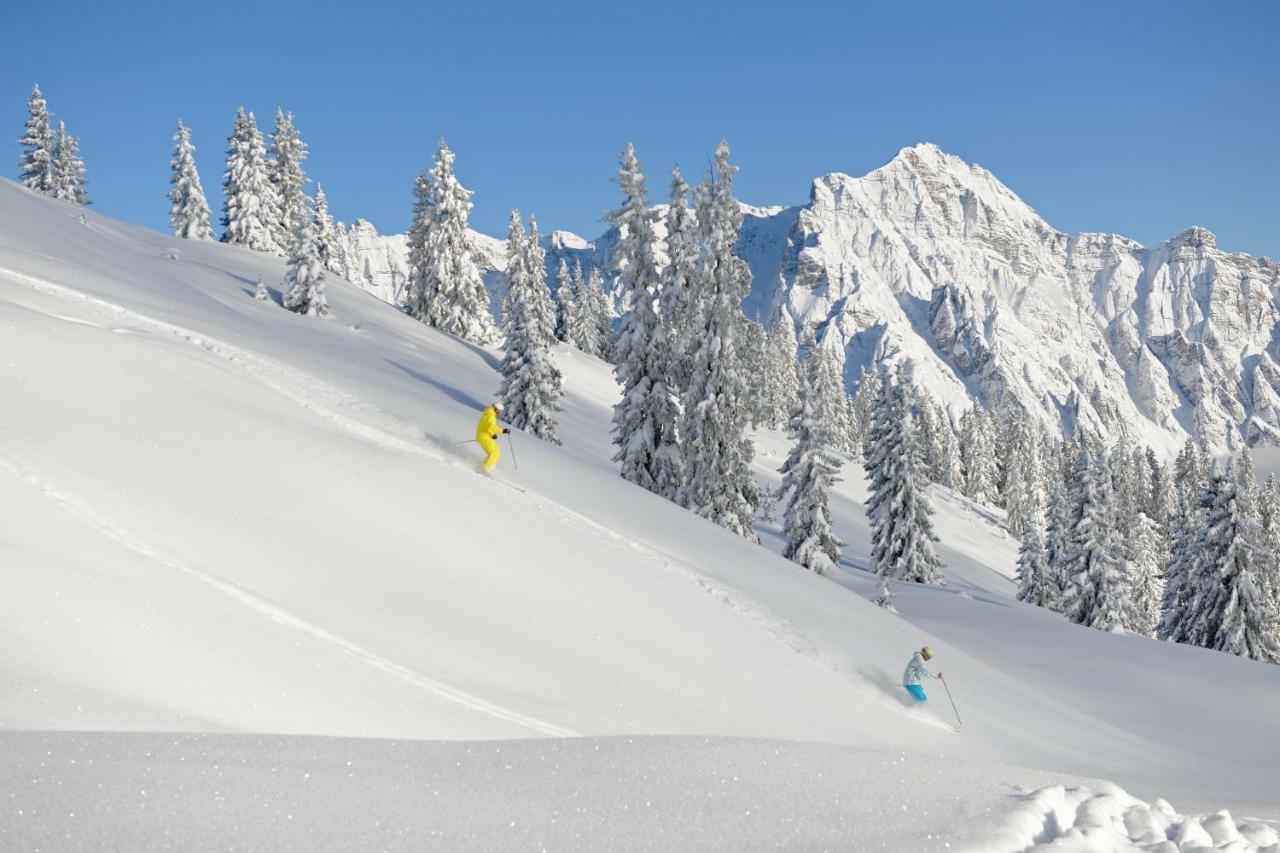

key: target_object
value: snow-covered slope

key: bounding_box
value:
[342,144,1280,454]
[1,180,1278,849]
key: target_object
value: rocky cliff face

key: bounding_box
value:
[339,143,1279,452]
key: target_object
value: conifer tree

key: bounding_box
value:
[254,275,271,301]
[1159,441,1208,642]
[18,84,55,194]
[499,210,563,444]
[554,259,578,345]
[1182,459,1279,661]
[568,260,603,356]
[851,367,881,453]
[677,140,760,537]
[779,343,844,574]
[1060,449,1138,631]
[1016,516,1056,607]
[1004,417,1045,540]
[312,184,340,272]
[662,166,699,390]
[269,109,308,249]
[960,407,999,504]
[169,121,213,239]
[50,121,89,205]
[1128,510,1166,636]
[221,109,281,252]
[281,198,329,317]
[864,366,945,585]
[1042,469,1074,611]
[525,216,557,347]
[608,144,681,498]
[742,318,769,427]
[761,309,801,430]
[585,265,614,358]
[405,141,498,343]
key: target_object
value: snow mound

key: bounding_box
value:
[975,783,1280,852]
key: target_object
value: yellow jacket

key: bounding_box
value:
[476,405,504,440]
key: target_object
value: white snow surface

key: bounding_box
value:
[1,179,1278,850]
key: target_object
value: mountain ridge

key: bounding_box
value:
[335,142,1280,453]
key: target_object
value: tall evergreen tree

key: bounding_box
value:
[779,342,845,574]
[662,166,699,390]
[1061,449,1138,631]
[1128,510,1166,637]
[312,184,340,271]
[1003,417,1045,539]
[585,265,614,358]
[864,366,945,585]
[50,121,89,205]
[960,407,999,504]
[499,211,563,444]
[761,309,801,430]
[608,143,681,498]
[554,258,578,345]
[1016,516,1056,607]
[221,109,281,252]
[405,141,498,343]
[1042,470,1074,612]
[281,197,328,318]
[1159,441,1208,641]
[169,121,213,239]
[851,366,881,453]
[18,84,55,194]
[568,260,602,356]
[1181,459,1279,661]
[269,109,308,249]
[677,140,760,537]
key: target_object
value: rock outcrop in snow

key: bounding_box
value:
[337,143,1279,452]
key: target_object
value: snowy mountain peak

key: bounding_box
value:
[332,143,1277,453]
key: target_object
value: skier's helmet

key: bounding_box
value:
[493,401,504,413]
[921,646,934,661]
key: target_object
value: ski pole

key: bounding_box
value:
[506,432,519,472]
[940,675,962,728]
[453,439,476,446]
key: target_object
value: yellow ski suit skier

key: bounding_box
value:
[476,403,509,472]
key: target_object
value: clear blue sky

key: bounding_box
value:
[5,0,1277,256]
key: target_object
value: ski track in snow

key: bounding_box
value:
[0,266,846,727]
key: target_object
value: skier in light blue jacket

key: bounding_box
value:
[903,646,941,703]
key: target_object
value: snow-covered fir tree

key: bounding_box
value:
[960,406,1000,504]
[221,109,281,252]
[1127,509,1166,637]
[677,140,760,537]
[1041,468,1074,611]
[254,275,270,301]
[864,365,945,585]
[852,366,881,453]
[607,143,681,498]
[50,121,89,205]
[584,265,614,358]
[804,334,857,455]
[1180,457,1279,662]
[661,166,698,390]
[498,210,563,444]
[741,318,769,427]
[312,184,340,272]
[935,406,964,491]
[1016,515,1056,607]
[405,141,498,343]
[778,341,845,574]
[568,260,603,357]
[168,121,213,239]
[281,197,328,318]
[268,109,308,250]
[1060,448,1138,632]
[760,309,800,431]
[525,216,557,346]
[554,259,578,345]
[1003,416,1045,540]
[18,84,56,195]
[1159,440,1209,642]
